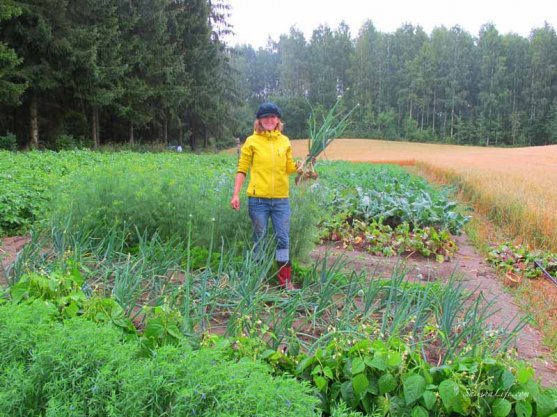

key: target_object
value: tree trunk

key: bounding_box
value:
[432,89,436,136]
[154,121,160,142]
[189,123,195,150]
[450,106,455,140]
[129,121,134,144]
[178,118,183,147]
[529,72,535,146]
[163,118,168,143]
[92,106,100,149]
[29,95,39,149]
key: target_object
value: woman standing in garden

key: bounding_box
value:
[230,102,301,290]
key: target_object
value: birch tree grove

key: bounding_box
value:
[232,21,557,146]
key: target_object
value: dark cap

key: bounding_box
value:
[256,102,282,119]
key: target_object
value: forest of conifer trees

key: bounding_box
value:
[1,0,556,149]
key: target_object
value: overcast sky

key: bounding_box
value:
[225,0,556,48]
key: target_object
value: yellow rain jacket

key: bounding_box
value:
[237,130,298,198]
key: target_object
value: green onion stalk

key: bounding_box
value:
[296,96,359,184]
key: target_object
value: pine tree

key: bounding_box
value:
[1,0,71,147]
[0,0,27,106]
[62,0,126,147]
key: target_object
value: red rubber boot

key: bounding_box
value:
[277,262,295,290]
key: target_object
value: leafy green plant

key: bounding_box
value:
[290,182,323,261]
[487,243,557,279]
[140,305,184,354]
[4,236,551,416]
[329,401,366,417]
[6,256,137,334]
[9,265,86,319]
[122,343,320,417]
[187,245,222,271]
[321,217,458,261]
[317,162,470,235]
[230,331,557,417]
[0,150,106,235]
[81,296,136,334]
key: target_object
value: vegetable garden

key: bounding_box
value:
[1,150,556,416]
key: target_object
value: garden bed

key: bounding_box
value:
[2,150,556,415]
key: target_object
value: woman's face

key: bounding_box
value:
[259,115,279,131]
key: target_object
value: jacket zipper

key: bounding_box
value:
[270,137,275,197]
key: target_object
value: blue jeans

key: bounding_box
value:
[248,197,291,263]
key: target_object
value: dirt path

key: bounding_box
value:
[0,236,30,286]
[311,233,557,387]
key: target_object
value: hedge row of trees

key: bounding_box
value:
[0,0,236,150]
[231,22,557,146]
[1,0,556,148]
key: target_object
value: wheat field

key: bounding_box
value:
[290,139,557,251]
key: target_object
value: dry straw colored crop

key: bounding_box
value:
[289,139,557,252]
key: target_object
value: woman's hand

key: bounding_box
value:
[230,173,246,211]
[230,195,241,211]
[295,160,304,174]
